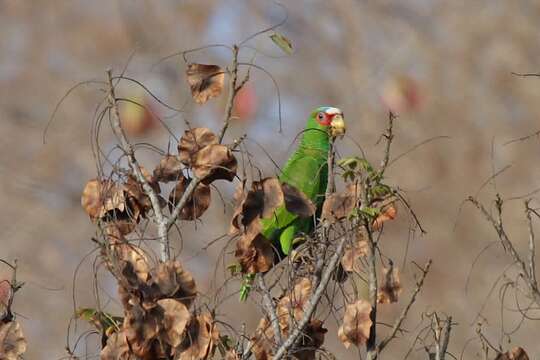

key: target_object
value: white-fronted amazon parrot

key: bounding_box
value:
[240,106,346,300]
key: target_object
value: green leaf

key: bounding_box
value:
[76,308,122,333]
[361,207,380,218]
[371,184,391,197]
[270,32,293,55]
[227,263,242,276]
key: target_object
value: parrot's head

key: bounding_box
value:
[309,106,346,139]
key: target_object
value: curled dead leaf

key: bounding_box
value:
[341,240,368,273]
[157,299,191,348]
[0,321,27,359]
[372,203,397,230]
[178,128,218,166]
[322,183,361,223]
[251,317,275,360]
[277,278,312,332]
[338,300,372,349]
[186,63,225,105]
[193,144,238,184]
[225,349,241,360]
[235,231,274,274]
[177,313,219,360]
[169,176,211,220]
[230,178,284,235]
[494,347,529,360]
[378,263,402,304]
[281,183,316,218]
[0,281,11,320]
[151,261,197,307]
[116,244,151,288]
[153,155,183,183]
[295,319,327,360]
[81,179,124,221]
[100,331,134,360]
[123,301,161,357]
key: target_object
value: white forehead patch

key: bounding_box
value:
[324,107,342,115]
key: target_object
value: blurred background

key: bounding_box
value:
[1,1,540,358]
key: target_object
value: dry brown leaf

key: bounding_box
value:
[81,179,124,221]
[230,178,284,235]
[125,169,161,213]
[341,240,368,273]
[157,299,191,348]
[169,176,211,220]
[338,300,372,348]
[123,301,161,357]
[0,281,11,319]
[378,263,402,304]
[153,155,183,182]
[277,278,312,332]
[177,313,219,360]
[494,347,530,360]
[100,331,134,360]
[0,321,27,359]
[186,63,225,104]
[256,178,284,218]
[151,261,197,307]
[178,128,218,166]
[372,204,397,230]
[193,144,238,184]
[224,349,241,360]
[235,231,274,274]
[116,244,151,287]
[322,183,361,223]
[251,317,275,360]
[295,319,327,360]
[281,183,316,218]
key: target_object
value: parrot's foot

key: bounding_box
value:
[239,273,256,302]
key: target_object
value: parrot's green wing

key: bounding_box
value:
[238,106,344,301]
[260,148,328,255]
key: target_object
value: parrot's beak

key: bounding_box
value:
[330,114,346,138]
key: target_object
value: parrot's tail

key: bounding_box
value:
[239,273,256,302]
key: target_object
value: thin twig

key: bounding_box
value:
[525,201,538,289]
[218,45,240,143]
[272,232,350,360]
[378,260,432,352]
[468,195,540,306]
[106,70,170,260]
[258,276,283,345]
[379,111,395,176]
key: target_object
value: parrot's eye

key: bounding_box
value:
[316,112,330,125]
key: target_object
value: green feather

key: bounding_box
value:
[261,107,331,255]
[239,106,335,301]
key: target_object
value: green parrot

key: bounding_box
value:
[239,106,346,301]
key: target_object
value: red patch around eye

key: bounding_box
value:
[317,113,332,126]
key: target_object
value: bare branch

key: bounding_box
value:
[378,259,432,352]
[105,69,170,260]
[257,276,283,345]
[379,111,395,176]
[272,232,350,360]
[218,45,240,143]
[468,195,540,306]
[525,201,538,289]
